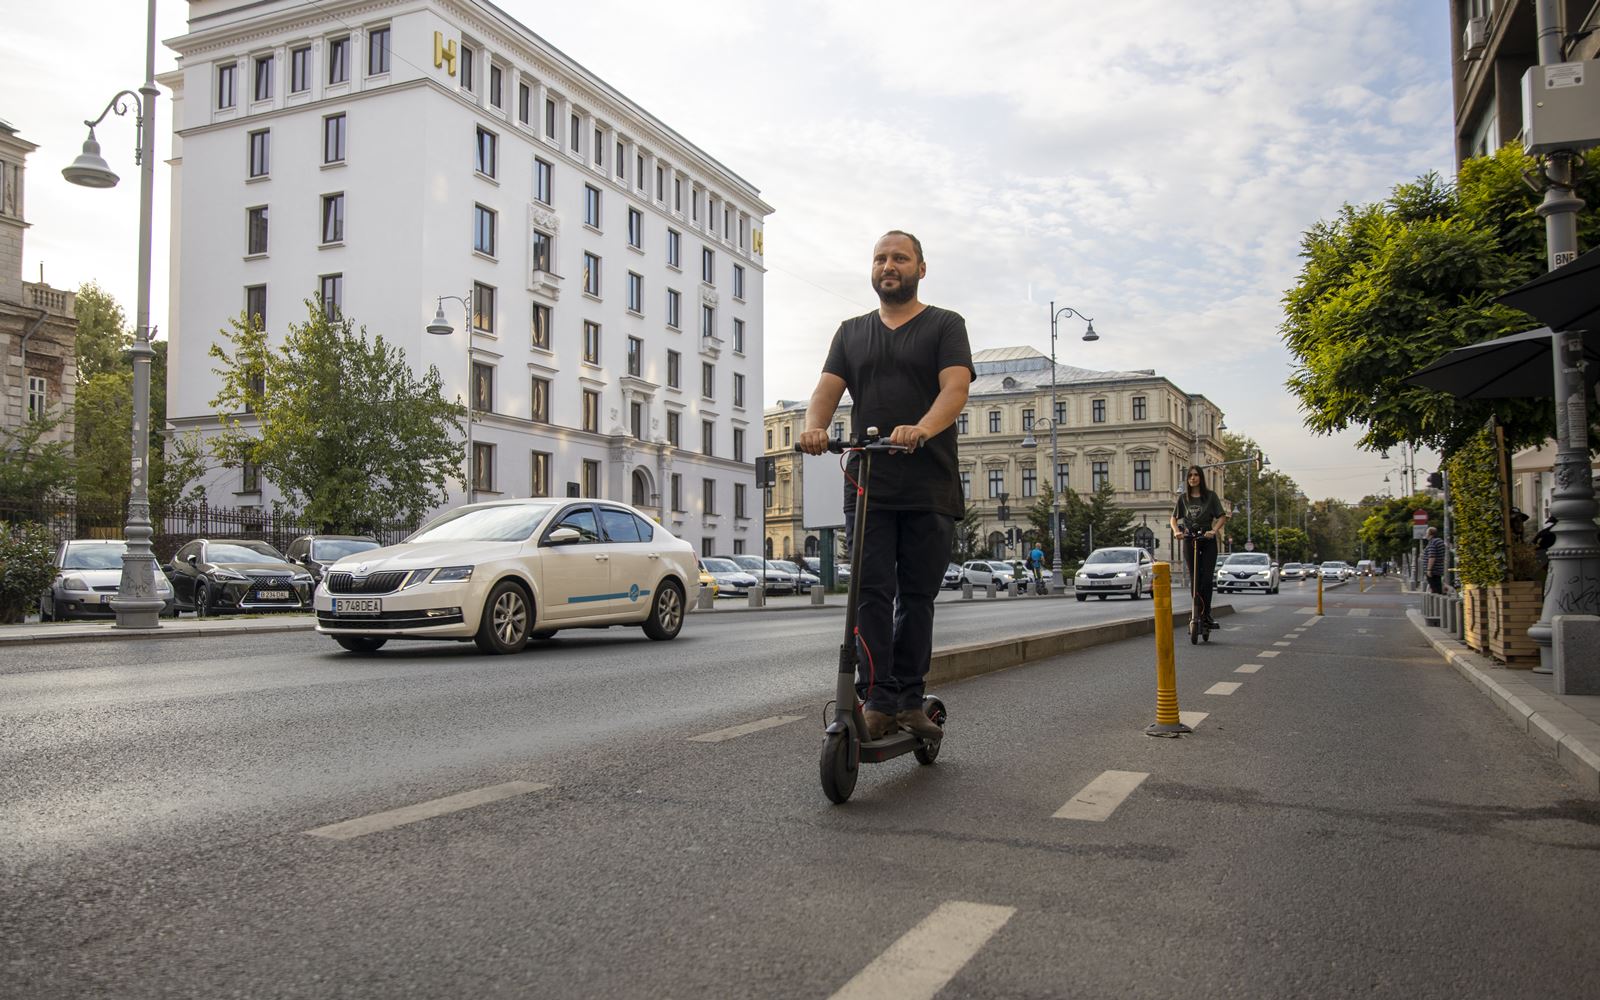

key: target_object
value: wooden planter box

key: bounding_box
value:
[1487,580,1543,666]
[1462,586,1489,654]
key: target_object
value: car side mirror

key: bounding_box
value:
[547,527,582,545]
[186,554,199,565]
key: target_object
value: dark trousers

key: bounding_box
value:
[1183,535,1218,617]
[1427,574,1444,594]
[848,508,955,713]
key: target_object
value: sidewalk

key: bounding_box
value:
[1407,607,1600,796]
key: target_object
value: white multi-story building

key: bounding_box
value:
[162,0,772,555]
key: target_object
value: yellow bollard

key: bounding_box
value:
[1146,563,1192,737]
[1317,569,1324,615]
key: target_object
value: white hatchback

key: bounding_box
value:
[314,499,698,654]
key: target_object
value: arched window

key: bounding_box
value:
[631,469,649,507]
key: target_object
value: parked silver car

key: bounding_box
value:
[1216,552,1280,593]
[41,539,176,621]
[771,560,821,594]
[717,555,796,594]
[1074,547,1155,601]
[700,557,760,597]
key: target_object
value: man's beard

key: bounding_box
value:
[873,271,919,305]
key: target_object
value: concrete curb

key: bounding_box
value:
[0,617,318,644]
[1406,608,1600,797]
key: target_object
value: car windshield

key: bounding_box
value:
[988,562,1013,571]
[1226,554,1270,566]
[409,503,558,543]
[208,542,285,563]
[1322,562,1343,569]
[704,558,741,573]
[1087,549,1141,565]
[61,543,127,570]
[773,561,800,572]
[312,539,379,561]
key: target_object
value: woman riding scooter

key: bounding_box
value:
[1170,465,1228,632]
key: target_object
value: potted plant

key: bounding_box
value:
[1446,429,1541,666]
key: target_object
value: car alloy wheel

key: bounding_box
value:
[194,583,209,618]
[643,581,684,641]
[474,580,530,654]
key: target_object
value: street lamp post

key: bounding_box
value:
[426,291,477,504]
[1035,302,1097,591]
[62,0,165,629]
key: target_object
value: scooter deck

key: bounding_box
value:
[859,731,936,763]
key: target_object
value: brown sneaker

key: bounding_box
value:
[896,708,943,740]
[863,708,898,741]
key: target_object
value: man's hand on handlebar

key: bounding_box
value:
[887,424,931,452]
[796,428,831,455]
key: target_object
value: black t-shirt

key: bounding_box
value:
[823,305,975,518]
[1173,491,1225,533]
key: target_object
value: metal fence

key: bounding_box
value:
[0,496,416,561]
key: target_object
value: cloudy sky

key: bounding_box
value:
[6,0,1451,501]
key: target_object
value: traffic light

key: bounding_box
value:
[1255,451,1265,473]
[755,456,777,487]
[1081,528,1092,550]
[996,505,1010,522]
[1427,471,1444,490]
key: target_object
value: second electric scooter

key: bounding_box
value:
[1179,528,1214,645]
[802,431,945,804]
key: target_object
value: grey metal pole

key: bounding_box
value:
[111,0,165,629]
[1246,469,1252,547]
[1528,0,1600,672]
[465,288,475,504]
[1048,301,1062,589]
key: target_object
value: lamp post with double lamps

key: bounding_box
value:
[426,290,478,504]
[1020,302,1099,593]
[61,0,165,629]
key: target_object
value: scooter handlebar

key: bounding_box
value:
[793,438,906,455]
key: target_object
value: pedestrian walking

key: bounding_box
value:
[797,230,975,742]
[1423,526,1447,594]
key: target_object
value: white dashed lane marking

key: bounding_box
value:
[1272,641,1292,647]
[1282,634,1299,639]
[1348,608,1371,617]
[1054,770,1150,822]
[1179,711,1209,729]
[1257,651,1281,658]
[1238,606,1271,614]
[1235,664,1263,674]
[1205,682,1242,696]
[828,901,1016,1000]
[688,715,803,743]
[304,781,552,841]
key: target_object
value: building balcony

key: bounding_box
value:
[24,282,75,319]
[529,267,562,301]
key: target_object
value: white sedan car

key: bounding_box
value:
[1074,546,1155,600]
[1215,552,1280,593]
[314,499,697,654]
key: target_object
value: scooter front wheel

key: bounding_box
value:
[820,731,857,803]
[1189,618,1199,645]
[914,697,946,765]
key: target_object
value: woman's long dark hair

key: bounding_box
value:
[1185,465,1211,497]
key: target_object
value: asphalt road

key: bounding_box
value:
[4,578,1597,999]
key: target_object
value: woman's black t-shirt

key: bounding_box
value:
[822,305,975,519]
[1173,491,1225,534]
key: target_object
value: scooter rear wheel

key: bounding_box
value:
[820,731,857,803]
[914,699,946,765]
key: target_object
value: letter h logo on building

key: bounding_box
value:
[434,32,458,76]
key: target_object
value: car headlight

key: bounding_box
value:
[155,577,172,594]
[211,568,248,582]
[291,572,313,583]
[62,575,89,591]
[431,566,475,583]
[1115,572,1130,578]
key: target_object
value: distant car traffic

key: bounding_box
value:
[285,534,381,583]
[41,539,176,620]
[716,555,796,594]
[1280,563,1307,580]
[315,498,696,654]
[1216,552,1280,593]
[700,557,759,597]
[165,538,314,616]
[960,560,1017,589]
[1074,547,1155,601]
[1321,560,1353,581]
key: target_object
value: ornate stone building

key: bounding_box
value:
[763,347,1227,561]
[0,120,77,448]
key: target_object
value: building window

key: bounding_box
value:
[593,127,604,166]
[530,451,550,496]
[735,482,747,519]
[583,253,601,296]
[765,428,773,449]
[627,208,643,248]
[733,372,745,408]
[733,264,745,299]
[473,203,496,256]
[657,165,665,201]
[988,410,1001,433]
[488,64,503,108]
[248,129,270,177]
[318,273,342,318]
[246,206,269,255]
[1092,399,1106,423]
[702,420,714,456]
[368,27,390,75]
[616,140,625,178]
[323,113,346,164]
[702,477,717,514]
[1054,401,1066,424]
[584,185,601,228]
[627,272,643,314]
[544,97,556,138]
[1134,460,1151,491]
[833,421,845,439]
[733,319,745,354]
[630,400,644,438]
[1132,396,1147,421]
[471,361,493,411]
[460,44,474,91]
[531,303,551,350]
[701,362,714,399]
[958,413,969,435]
[960,472,971,499]
[671,473,683,512]
[666,289,681,329]
[531,230,553,273]
[701,305,715,340]
[636,153,644,189]
[244,285,267,329]
[782,425,791,447]
[1022,408,1034,431]
[518,82,531,124]
[582,389,599,431]
[531,377,550,422]
[472,282,494,333]
[627,336,642,376]
[1022,467,1037,497]
[535,158,553,204]
[241,461,260,493]
[569,112,580,151]
[217,63,237,109]
[692,188,701,222]
[321,193,344,244]
[472,442,494,492]
[988,470,1004,498]
[1092,461,1108,491]
[674,177,682,211]
[290,46,311,93]
[1056,463,1069,492]
[327,37,349,85]
[582,460,600,498]
[667,229,681,267]
[667,410,681,446]
[666,350,680,389]
[253,54,273,102]
[583,321,600,364]
[25,376,46,420]
[476,127,497,178]
[701,247,715,284]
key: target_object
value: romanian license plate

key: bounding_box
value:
[334,597,382,615]
[99,595,113,604]
[257,590,291,601]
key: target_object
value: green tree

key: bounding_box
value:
[0,521,59,622]
[0,417,75,498]
[1306,499,1365,564]
[1086,482,1135,550]
[73,282,133,382]
[1358,493,1444,564]
[210,302,465,531]
[1281,144,1600,456]
[1267,526,1311,563]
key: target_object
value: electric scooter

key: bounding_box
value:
[802,431,945,804]
[1179,528,1214,645]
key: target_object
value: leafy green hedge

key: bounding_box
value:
[0,521,59,623]
[1445,429,1503,587]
